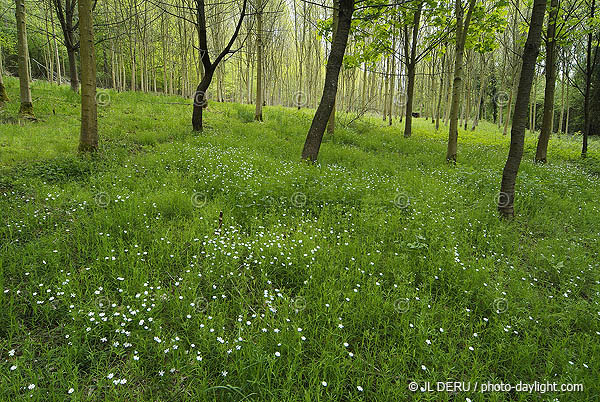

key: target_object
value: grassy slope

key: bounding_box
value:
[0,77,599,401]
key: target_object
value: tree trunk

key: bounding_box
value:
[78,0,97,152]
[445,0,476,162]
[191,0,247,131]
[403,1,424,138]
[327,0,340,135]
[558,56,565,134]
[534,0,559,163]
[50,5,61,84]
[435,51,446,130]
[498,0,547,218]
[192,70,214,131]
[15,0,33,117]
[565,74,570,134]
[582,0,596,158]
[301,0,353,161]
[67,46,79,92]
[0,43,9,105]
[254,0,264,121]
[471,55,487,130]
[388,33,397,126]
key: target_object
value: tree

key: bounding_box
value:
[191,0,248,131]
[78,0,98,152]
[445,0,477,162]
[326,0,340,135]
[52,0,80,92]
[254,0,264,121]
[581,0,598,157]
[403,0,424,138]
[301,0,354,161]
[498,0,547,218]
[15,0,34,118]
[535,0,580,162]
[0,43,9,106]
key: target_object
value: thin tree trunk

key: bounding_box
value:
[255,0,264,121]
[558,56,565,134]
[471,55,487,130]
[435,51,446,130]
[67,47,79,92]
[388,34,397,126]
[0,43,9,105]
[301,0,354,161]
[327,0,340,134]
[50,3,61,84]
[445,0,476,162]
[565,73,570,134]
[534,0,559,163]
[192,0,247,131]
[15,0,33,117]
[78,0,98,152]
[582,0,597,157]
[498,0,547,218]
[403,0,424,138]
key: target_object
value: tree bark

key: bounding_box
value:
[52,0,80,92]
[301,0,353,161]
[254,0,264,121]
[67,47,79,92]
[15,0,34,117]
[582,0,597,158]
[388,33,397,126]
[192,0,247,131]
[558,55,565,134]
[445,0,476,162]
[435,51,446,130]
[471,55,487,130]
[0,43,9,105]
[534,0,559,163]
[78,0,97,152]
[403,0,424,138]
[498,0,547,218]
[327,0,340,135]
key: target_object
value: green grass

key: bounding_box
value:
[1,76,599,401]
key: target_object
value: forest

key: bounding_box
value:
[0,0,599,400]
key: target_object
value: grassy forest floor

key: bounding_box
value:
[1,77,599,401]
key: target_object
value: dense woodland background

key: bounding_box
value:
[0,0,598,135]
